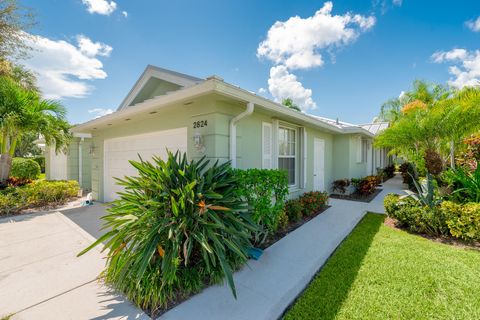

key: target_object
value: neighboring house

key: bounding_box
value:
[45,65,390,202]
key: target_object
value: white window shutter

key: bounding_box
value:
[302,128,307,189]
[356,136,362,163]
[262,122,273,169]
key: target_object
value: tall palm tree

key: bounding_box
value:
[0,75,70,184]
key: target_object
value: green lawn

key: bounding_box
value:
[284,213,480,320]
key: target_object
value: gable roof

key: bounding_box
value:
[116,65,204,111]
[74,65,376,138]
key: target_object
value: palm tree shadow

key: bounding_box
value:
[285,213,384,320]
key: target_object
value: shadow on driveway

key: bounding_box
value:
[60,204,108,240]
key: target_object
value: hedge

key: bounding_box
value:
[11,157,41,180]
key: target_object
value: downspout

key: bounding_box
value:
[78,138,83,188]
[229,102,254,168]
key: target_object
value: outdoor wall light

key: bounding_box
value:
[193,132,206,154]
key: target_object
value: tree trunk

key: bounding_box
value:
[0,153,12,186]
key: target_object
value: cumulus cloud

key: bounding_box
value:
[257,1,375,111]
[257,1,375,70]
[122,11,128,18]
[77,35,112,57]
[268,66,317,111]
[466,17,480,32]
[22,34,112,99]
[82,0,117,15]
[432,48,480,88]
[88,108,114,118]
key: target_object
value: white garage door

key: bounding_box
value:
[103,127,188,202]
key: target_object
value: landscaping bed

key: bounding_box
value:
[283,213,480,320]
[330,188,382,203]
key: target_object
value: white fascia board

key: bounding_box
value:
[73,132,92,138]
[71,80,216,133]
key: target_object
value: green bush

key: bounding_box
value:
[285,199,303,222]
[233,168,288,240]
[443,166,480,203]
[19,180,79,206]
[0,180,79,216]
[442,201,480,241]
[384,194,449,235]
[11,158,41,180]
[32,156,46,173]
[299,191,329,216]
[383,164,395,179]
[79,152,257,311]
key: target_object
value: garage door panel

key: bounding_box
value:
[104,128,187,202]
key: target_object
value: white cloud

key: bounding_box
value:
[431,48,468,63]
[257,1,375,70]
[466,17,480,32]
[22,34,112,99]
[258,87,267,94]
[122,11,128,18]
[88,108,114,118]
[432,48,480,88]
[268,65,317,111]
[82,0,117,15]
[392,0,403,6]
[77,35,112,57]
[257,2,374,111]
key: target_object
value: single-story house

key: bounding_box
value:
[45,65,391,202]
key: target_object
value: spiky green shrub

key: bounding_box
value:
[79,152,257,312]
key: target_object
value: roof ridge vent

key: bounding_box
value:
[206,75,224,81]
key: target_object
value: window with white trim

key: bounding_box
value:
[278,126,297,186]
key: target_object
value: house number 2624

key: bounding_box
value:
[193,120,208,128]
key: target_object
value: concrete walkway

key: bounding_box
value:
[0,205,148,320]
[160,175,407,320]
[0,175,406,320]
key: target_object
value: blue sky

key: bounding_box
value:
[20,0,480,124]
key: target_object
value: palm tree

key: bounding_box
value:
[0,75,71,184]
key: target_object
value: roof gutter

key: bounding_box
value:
[229,102,254,168]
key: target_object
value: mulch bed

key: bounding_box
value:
[259,205,330,249]
[384,216,480,250]
[330,188,382,203]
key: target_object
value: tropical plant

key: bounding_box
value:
[405,173,442,209]
[332,178,350,194]
[444,165,480,203]
[0,76,71,185]
[351,176,378,196]
[375,81,480,172]
[282,98,301,112]
[78,152,258,311]
[10,157,40,180]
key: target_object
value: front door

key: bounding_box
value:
[313,138,325,191]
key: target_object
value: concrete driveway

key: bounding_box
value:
[0,205,148,320]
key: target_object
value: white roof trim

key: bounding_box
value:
[73,77,374,137]
[116,65,203,111]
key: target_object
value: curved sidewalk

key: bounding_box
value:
[160,175,407,320]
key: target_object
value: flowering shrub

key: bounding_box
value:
[351,176,378,196]
[299,191,329,216]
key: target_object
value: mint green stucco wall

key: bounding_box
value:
[74,94,374,201]
[44,137,92,191]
